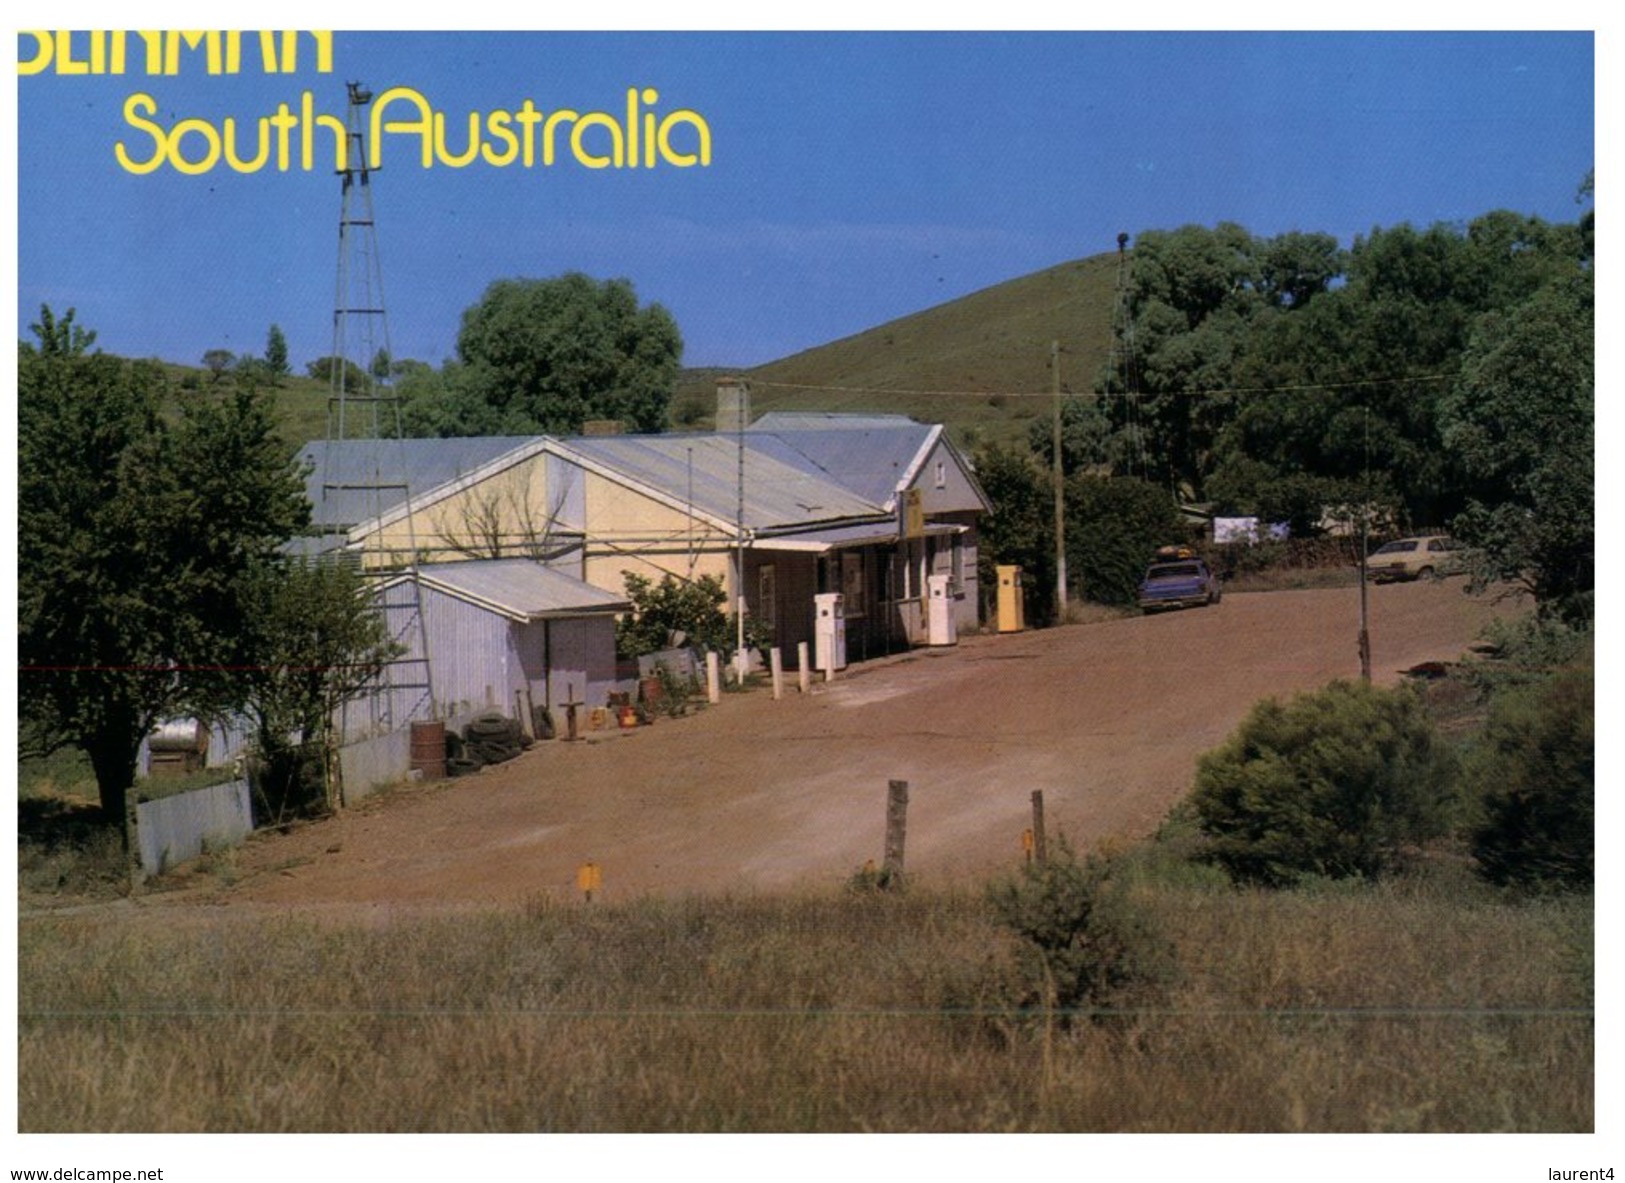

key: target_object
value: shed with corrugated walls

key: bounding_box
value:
[369,559,630,735]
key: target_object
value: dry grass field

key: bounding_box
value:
[17,875,1591,1132]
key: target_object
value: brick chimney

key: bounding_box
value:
[715,377,751,434]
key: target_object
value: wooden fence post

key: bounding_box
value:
[797,642,811,694]
[883,779,909,886]
[770,647,784,700]
[1031,789,1048,868]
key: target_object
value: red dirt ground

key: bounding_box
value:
[121,579,1516,913]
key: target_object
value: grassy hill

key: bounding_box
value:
[158,249,1125,455]
[673,249,1123,452]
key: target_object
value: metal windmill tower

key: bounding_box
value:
[319,80,436,743]
[1109,231,1150,483]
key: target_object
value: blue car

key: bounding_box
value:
[1137,553,1222,612]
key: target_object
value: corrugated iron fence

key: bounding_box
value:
[135,779,253,878]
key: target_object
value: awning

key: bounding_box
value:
[752,521,964,554]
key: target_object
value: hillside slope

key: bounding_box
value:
[145,251,1125,454]
[674,250,1123,451]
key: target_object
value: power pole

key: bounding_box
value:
[1052,339,1067,621]
[1358,404,1372,683]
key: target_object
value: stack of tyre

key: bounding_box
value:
[445,712,532,777]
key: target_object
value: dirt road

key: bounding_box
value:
[201,580,1514,907]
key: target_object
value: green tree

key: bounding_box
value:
[202,348,234,383]
[412,273,683,436]
[1125,212,1585,527]
[615,572,730,659]
[306,354,370,391]
[264,323,290,382]
[1255,230,1341,310]
[1100,223,1301,493]
[1026,397,1114,476]
[1191,681,1456,887]
[971,446,1056,626]
[1064,476,1181,607]
[19,307,310,824]
[1441,272,1594,621]
[234,557,401,819]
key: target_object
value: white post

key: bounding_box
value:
[770,647,784,700]
[706,651,721,704]
[797,642,811,695]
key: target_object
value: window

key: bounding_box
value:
[842,552,866,615]
[757,564,777,633]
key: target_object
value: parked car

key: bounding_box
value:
[1137,550,1222,612]
[1364,535,1463,583]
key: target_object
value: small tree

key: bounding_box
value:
[1191,680,1456,886]
[615,572,730,659]
[431,468,568,561]
[202,348,235,384]
[234,557,401,819]
[264,324,290,382]
[973,445,1055,626]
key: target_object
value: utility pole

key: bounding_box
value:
[1358,512,1372,683]
[1052,339,1067,621]
[735,381,750,684]
[1358,403,1372,683]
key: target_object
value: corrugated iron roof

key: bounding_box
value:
[298,437,538,530]
[563,433,887,529]
[750,412,920,431]
[414,559,628,621]
[745,421,938,509]
[301,412,977,538]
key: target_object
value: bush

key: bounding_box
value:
[1064,476,1183,607]
[615,571,771,660]
[1191,680,1456,887]
[1469,669,1593,893]
[615,572,729,658]
[985,841,1174,1024]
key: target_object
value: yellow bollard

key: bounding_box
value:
[576,861,602,902]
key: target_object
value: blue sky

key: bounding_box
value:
[15,31,1595,372]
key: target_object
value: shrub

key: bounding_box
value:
[985,841,1174,1024]
[1469,669,1593,893]
[1191,680,1456,887]
[615,572,729,658]
[1064,476,1183,607]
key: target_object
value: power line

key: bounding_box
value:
[745,373,1454,402]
